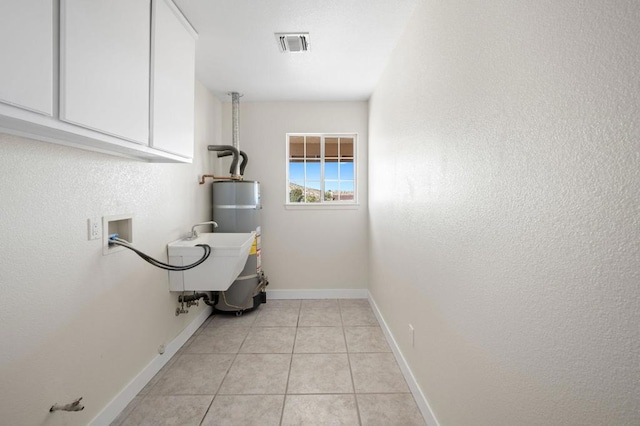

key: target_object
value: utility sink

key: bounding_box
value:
[167,232,256,292]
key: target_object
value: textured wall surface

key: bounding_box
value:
[0,81,220,425]
[368,0,640,424]
[220,102,369,291]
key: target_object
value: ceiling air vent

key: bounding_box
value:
[275,33,309,53]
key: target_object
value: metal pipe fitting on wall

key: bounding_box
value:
[50,397,84,412]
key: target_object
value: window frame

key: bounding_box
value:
[285,132,358,207]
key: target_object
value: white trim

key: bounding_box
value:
[90,306,213,426]
[162,0,198,39]
[267,288,368,299]
[368,294,440,426]
[285,132,359,205]
[284,203,360,210]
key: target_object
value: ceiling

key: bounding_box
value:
[173,0,420,102]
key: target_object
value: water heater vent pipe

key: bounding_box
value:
[230,92,241,176]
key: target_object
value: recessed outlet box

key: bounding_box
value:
[103,214,133,255]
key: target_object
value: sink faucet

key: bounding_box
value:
[189,221,218,239]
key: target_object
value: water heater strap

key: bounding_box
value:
[214,205,260,209]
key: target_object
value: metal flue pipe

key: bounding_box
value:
[207,145,239,175]
[230,92,241,176]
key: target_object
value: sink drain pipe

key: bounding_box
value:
[179,292,216,306]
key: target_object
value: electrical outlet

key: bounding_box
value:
[88,218,101,240]
[409,323,415,348]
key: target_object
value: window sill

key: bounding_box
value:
[285,203,360,210]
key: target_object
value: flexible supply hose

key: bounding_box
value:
[108,237,210,271]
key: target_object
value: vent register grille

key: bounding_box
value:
[275,33,309,52]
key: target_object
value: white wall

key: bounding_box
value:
[219,102,369,291]
[0,81,221,425]
[369,1,640,425]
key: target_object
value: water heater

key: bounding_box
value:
[212,180,267,313]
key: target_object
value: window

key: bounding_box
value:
[286,133,357,204]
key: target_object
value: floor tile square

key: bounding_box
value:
[199,313,216,329]
[282,394,359,426]
[339,298,370,308]
[201,394,284,426]
[114,299,419,425]
[262,299,301,310]
[340,306,379,326]
[137,374,159,396]
[254,308,300,327]
[137,352,180,396]
[207,311,258,328]
[239,327,296,353]
[357,393,426,425]
[350,353,409,393]
[218,354,291,394]
[149,354,234,395]
[344,327,390,353]
[288,353,353,394]
[294,327,346,353]
[184,327,250,354]
[298,307,342,326]
[121,395,212,426]
[110,396,142,426]
[301,299,339,309]
[179,333,199,353]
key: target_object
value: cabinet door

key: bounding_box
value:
[0,0,53,115]
[150,0,196,158]
[60,0,150,144]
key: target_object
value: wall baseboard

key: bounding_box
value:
[368,295,440,426]
[267,288,369,299]
[90,306,213,426]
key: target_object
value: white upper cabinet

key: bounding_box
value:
[0,0,53,115]
[0,0,196,162]
[60,0,151,145]
[151,0,197,158]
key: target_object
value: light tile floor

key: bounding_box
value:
[111,299,426,426]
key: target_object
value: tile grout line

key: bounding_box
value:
[341,305,363,426]
[278,308,299,426]
[199,312,252,425]
[197,313,221,426]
